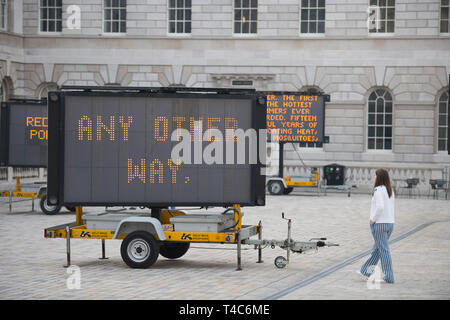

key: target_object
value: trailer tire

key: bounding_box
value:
[274,256,288,269]
[40,195,61,215]
[268,181,284,195]
[159,242,190,259]
[121,231,159,268]
[283,187,294,195]
[65,206,76,212]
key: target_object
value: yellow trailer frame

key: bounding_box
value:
[266,168,320,195]
[44,205,262,270]
[45,223,240,244]
[284,169,319,188]
[1,177,70,214]
[0,177,45,212]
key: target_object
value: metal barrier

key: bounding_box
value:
[276,163,450,199]
[0,167,46,183]
[444,166,450,186]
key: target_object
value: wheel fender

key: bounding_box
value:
[267,177,287,188]
[37,187,47,198]
[113,217,166,241]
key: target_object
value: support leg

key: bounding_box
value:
[257,221,263,263]
[286,219,291,264]
[75,206,83,226]
[64,226,71,268]
[278,142,284,178]
[236,231,242,271]
[99,239,108,260]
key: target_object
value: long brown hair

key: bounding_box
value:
[373,168,393,198]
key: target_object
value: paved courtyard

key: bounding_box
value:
[0,181,449,300]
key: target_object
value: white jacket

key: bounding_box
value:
[370,185,395,224]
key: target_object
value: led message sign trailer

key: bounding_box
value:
[266,94,325,143]
[0,100,48,167]
[47,91,266,207]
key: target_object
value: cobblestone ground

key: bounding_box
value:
[0,181,449,300]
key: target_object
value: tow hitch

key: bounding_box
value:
[243,213,339,269]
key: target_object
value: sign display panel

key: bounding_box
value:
[0,100,48,167]
[48,92,266,207]
[266,94,325,143]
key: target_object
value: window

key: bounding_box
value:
[104,0,126,33]
[0,80,4,102]
[441,0,450,33]
[0,78,9,101]
[302,87,322,94]
[367,89,393,150]
[438,92,448,151]
[38,83,58,99]
[300,88,323,148]
[168,0,191,34]
[0,0,7,30]
[232,80,253,86]
[234,0,258,34]
[40,0,62,32]
[369,0,395,33]
[300,0,325,34]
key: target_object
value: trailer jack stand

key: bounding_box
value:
[236,231,242,271]
[64,226,71,268]
[256,220,263,264]
[243,213,339,269]
[99,239,109,260]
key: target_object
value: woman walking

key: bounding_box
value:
[359,168,395,283]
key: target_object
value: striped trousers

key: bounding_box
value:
[360,223,395,283]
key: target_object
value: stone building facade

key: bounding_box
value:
[0,0,449,189]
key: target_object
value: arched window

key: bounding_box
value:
[0,80,3,102]
[37,83,58,99]
[367,89,393,150]
[299,86,323,148]
[438,91,448,151]
[0,78,6,102]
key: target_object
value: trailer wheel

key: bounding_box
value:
[274,256,288,269]
[39,195,61,215]
[159,242,190,259]
[65,206,76,212]
[268,181,284,195]
[121,231,159,268]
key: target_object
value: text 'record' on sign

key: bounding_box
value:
[0,100,48,167]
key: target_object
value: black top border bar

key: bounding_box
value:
[60,85,256,94]
[7,98,47,104]
[59,86,331,101]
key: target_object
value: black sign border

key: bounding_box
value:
[0,99,48,168]
[48,90,266,208]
